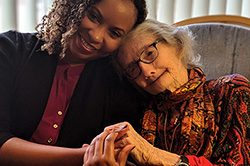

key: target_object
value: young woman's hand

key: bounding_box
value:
[83,130,134,166]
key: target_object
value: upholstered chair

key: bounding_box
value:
[175,15,250,80]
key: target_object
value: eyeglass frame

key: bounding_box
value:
[123,38,164,80]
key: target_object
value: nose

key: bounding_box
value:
[138,62,156,79]
[88,26,105,43]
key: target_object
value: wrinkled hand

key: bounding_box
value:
[83,130,135,166]
[105,122,180,166]
[104,122,154,165]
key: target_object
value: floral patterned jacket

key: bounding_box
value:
[141,67,250,165]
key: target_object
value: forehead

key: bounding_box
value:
[123,35,156,55]
[118,35,156,63]
[94,0,137,33]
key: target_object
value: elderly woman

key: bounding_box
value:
[84,19,250,166]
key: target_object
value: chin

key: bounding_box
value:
[145,82,168,95]
[145,88,162,95]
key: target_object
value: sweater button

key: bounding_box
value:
[57,111,63,116]
[47,138,53,144]
[53,124,58,129]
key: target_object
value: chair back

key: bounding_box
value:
[174,15,250,80]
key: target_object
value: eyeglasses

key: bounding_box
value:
[124,38,163,80]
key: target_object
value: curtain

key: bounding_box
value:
[0,0,52,33]
[0,0,250,32]
[146,0,250,24]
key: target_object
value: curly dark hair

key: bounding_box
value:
[36,0,147,58]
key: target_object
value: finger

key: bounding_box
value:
[104,123,129,142]
[83,146,90,163]
[94,130,110,156]
[82,144,89,158]
[104,122,128,132]
[88,143,95,159]
[115,127,129,141]
[117,144,135,166]
[103,132,118,158]
[114,137,128,149]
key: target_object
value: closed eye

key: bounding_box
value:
[86,7,101,24]
[109,29,123,39]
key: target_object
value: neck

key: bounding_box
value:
[168,68,188,92]
[61,55,87,67]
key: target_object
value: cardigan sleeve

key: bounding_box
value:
[0,31,18,146]
[0,31,38,146]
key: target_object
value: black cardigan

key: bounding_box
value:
[0,31,143,148]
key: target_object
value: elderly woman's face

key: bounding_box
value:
[118,35,187,95]
[67,0,137,63]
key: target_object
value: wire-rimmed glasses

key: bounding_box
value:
[124,38,163,80]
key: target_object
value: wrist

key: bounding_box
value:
[175,155,189,166]
[146,147,180,166]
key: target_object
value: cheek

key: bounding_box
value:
[103,40,121,53]
[154,57,169,69]
[134,78,147,89]
[80,15,94,29]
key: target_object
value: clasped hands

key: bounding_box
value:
[82,122,153,166]
[83,122,180,166]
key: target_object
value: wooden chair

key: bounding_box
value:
[174,15,250,27]
[174,15,250,80]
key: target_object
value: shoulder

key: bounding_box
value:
[0,30,38,43]
[1,30,42,58]
[0,30,39,52]
[207,74,249,93]
[204,74,250,110]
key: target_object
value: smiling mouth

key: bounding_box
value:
[79,33,97,52]
[147,69,169,86]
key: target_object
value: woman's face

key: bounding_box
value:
[118,35,188,95]
[67,0,137,63]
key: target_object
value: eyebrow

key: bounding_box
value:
[139,42,154,55]
[92,6,126,36]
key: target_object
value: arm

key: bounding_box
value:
[0,31,87,166]
[209,75,250,165]
[0,137,88,166]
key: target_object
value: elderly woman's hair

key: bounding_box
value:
[36,0,147,58]
[118,19,201,68]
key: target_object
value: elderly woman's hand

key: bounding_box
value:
[105,122,181,166]
[83,130,135,166]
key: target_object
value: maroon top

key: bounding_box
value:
[31,61,84,145]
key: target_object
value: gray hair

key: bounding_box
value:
[117,19,201,70]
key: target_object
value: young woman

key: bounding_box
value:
[0,0,147,165]
[84,19,250,166]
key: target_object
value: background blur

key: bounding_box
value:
[0,0,250,33]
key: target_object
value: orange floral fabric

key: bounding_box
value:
[141,67,250,165]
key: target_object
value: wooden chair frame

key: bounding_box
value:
[174,15,250,28]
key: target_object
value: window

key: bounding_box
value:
[0,0,52,33]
